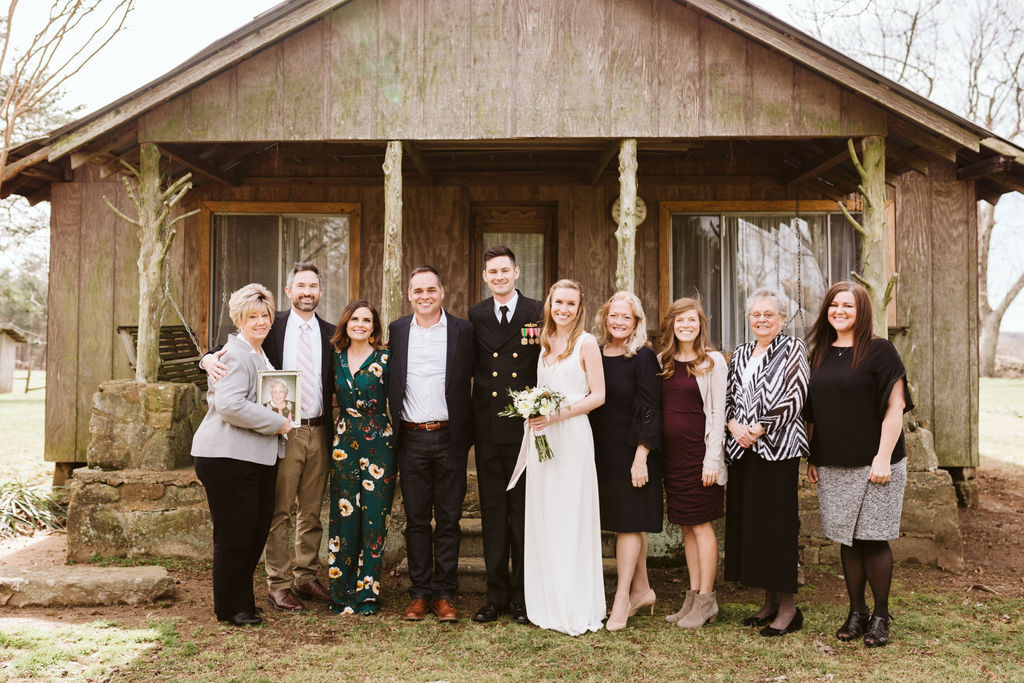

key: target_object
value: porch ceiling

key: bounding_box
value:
[6,133,1024,205]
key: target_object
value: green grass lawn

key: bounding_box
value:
[979,377,1024,467]
[0,371,49,485]
[2,594,1019,681]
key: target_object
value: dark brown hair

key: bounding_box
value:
[657,297,716,378]
[330,299,384,352]
[288,261,321,287]
[482,245,516,268]
[408,265,443,289]
[806,280,875,370]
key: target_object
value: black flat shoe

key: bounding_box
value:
[222,611,262,627]
[742,610,777,627]
[836,609,870,642]
[863,615,890,648]
[472,602,504,623]
[510,603,530,625]
[759,607,803,637]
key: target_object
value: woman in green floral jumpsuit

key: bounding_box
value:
[327,300,395,615]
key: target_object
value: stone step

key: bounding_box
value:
[0,565,174,607]
[457,517,616,558]
[396,556,619,594]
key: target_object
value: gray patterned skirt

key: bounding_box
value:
[816,459,907,545]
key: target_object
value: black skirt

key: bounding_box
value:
[723,454,800,594]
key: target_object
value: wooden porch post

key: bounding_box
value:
[614,138,639,293]
[380,140,404,337]
[840,135,893,337]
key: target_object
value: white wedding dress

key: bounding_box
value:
[513,333,605,636]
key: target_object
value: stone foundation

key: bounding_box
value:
[87,380,203,470]
[66,467,212,562]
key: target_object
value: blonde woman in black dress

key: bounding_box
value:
[805,281,912,648]
[658,297,727,629]
[589,292,662,631]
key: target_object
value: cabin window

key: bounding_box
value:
[209,210,355,346]
[667,210,860,351]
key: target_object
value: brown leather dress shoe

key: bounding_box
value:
[403,598,430,621]
[268,588,305,612]
[294,579,330,603]
[433,598,459,622]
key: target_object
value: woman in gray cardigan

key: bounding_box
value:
[192,283,293,627]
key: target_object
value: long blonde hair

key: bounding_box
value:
[658,297,716,378]
[540,279,586,362]
[593,291,648,358]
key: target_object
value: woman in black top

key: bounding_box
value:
[805,281,913,648]
[589,292,662,631]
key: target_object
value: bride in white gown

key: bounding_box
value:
[508,279,606,636]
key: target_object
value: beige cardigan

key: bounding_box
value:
[693,351,728,486]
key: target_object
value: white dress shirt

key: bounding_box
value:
[402,311,449,422]
[281,312,323,418]
[493,290,519,324]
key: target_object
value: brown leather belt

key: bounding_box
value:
[300,416,325,426]
[401,420,449,431]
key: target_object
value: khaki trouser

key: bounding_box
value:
[264,423,330,591]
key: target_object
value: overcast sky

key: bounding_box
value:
[31,0,1024,331]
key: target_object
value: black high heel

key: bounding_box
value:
[836,609,870,642]
[863,615,890,648]
[741,610,777,627]
[759,607,803,637]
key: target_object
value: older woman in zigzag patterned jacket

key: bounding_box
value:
[723,287,809,638]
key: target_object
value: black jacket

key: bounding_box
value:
[387,311,476,453]
[468,293,544,445]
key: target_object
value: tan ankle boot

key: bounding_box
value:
[675,591,718,628]
[665,590,696,623]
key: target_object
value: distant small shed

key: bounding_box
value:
[0,327,27,394]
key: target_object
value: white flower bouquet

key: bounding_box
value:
[498,386,567,461]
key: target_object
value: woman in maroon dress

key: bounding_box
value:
[657,297,727,629]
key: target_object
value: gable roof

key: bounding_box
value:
[4,0,1024,201]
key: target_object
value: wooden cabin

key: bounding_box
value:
[0,327,26,394]
[6,0,1024,480]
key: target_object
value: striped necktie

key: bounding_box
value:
[297,321,317,418]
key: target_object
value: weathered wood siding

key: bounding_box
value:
[138,0,885,143]
[894,162,979,468]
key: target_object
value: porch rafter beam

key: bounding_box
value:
[591,141,619,185]
[69,125,138,170]
[887,117,957,162]
[783,145,851,186]
[402,141,432,184]
[884,144,929,176]
[957,156,1015,181]
[157,144,238,186]
[1,147,51,183]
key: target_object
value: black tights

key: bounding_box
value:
[840,539,893,618]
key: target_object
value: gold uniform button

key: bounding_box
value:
[492,371,498,377]
[511,372,517,378]
[512,352,518,358]
[491,391,498,397]
[492,352,499,358]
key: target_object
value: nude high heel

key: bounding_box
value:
[665,590,696,623]
[628,589,656,617]
[675,591,718,628]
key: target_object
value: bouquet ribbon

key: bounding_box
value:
[506,421,536,491]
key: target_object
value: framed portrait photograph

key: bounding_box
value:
[258,370,302,422]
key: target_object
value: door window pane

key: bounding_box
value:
[211,213,351,345]
[482,231,545,301]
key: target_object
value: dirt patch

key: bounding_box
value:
[1,462,1022,628]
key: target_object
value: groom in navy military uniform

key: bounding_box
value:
[468,245,544,624]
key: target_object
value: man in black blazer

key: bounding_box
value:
[201,262,335,613]
[467,246,544,625]
[388,265,475,623]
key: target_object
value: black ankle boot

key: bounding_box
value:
[863,615,890,647]
[836,609,870,642]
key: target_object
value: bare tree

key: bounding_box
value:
[0,0,133,195]
[800,0,1024,375]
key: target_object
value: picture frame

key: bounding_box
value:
[258,370,302,422]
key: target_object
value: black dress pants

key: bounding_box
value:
[194,455,278,620]
[475,440,526,606]
[397,426,467,601]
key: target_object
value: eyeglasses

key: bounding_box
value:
[748,312,778,321]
